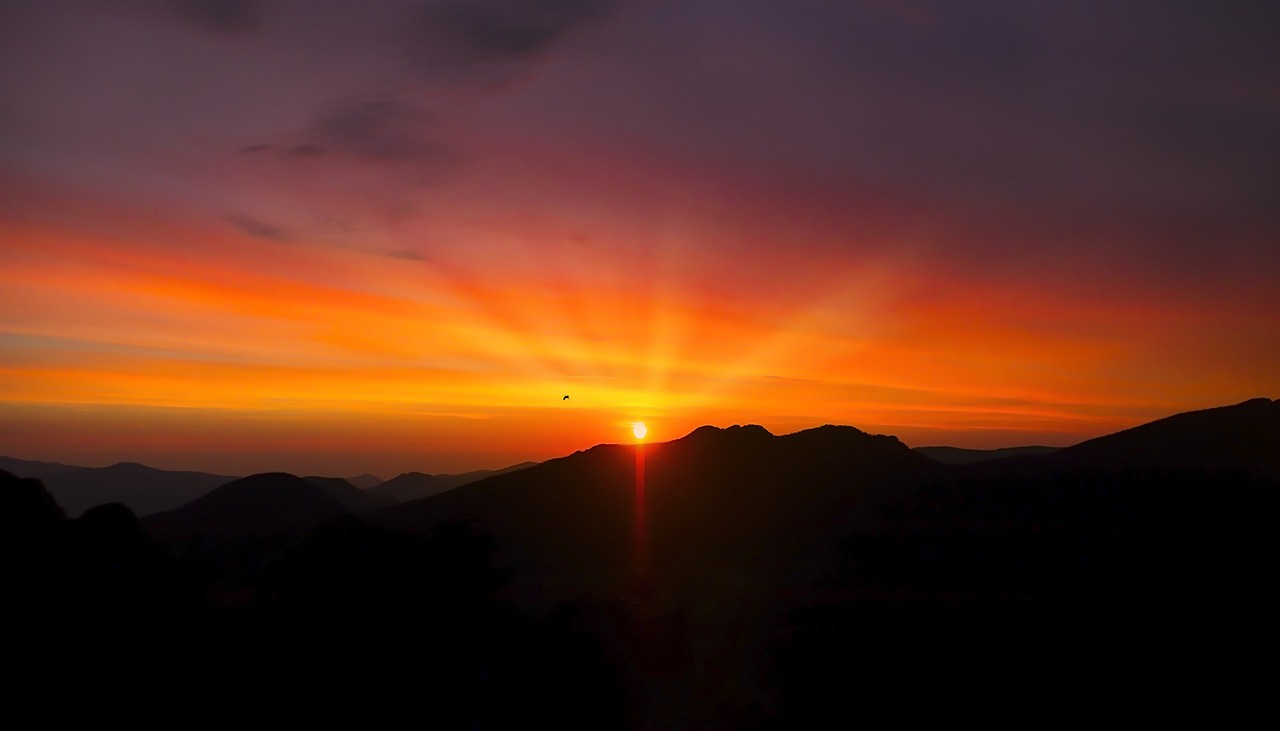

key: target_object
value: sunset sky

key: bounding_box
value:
[2,0,1278,476]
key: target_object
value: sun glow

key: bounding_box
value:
[632,422,647,440]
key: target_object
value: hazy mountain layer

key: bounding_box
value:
[39,463,236,518]
[914,444,1060,464]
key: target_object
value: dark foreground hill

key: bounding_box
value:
[5,468,615,725]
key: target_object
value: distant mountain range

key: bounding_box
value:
[302,476,396,511]
[0,456,80,478]
[368,463,538,502]
[11,399,1277,535]
[28,462,235,518]
[367,471,443,503]
[0,456,539,518]
[146,473,353,543]
[346,473,385,490]
[914,444,1060,464]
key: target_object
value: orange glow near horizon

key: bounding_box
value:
[2,175,1277,477]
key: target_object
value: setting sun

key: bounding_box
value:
[632,422,648,440]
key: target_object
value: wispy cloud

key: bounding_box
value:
[225,213,290,242]
[403,0,620,77]
[167,0,261,34]
[225,211,425,262]
[308,99,450,163]
[379,248,426,261]
[238,96,462,181]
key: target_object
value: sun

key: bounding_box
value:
[632,421,648,440]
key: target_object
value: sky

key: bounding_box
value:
[2,0,1278,477]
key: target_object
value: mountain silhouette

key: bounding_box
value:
[369,462,539,503]
[767,398,1280,725]
[376,424,930,606]
[366,423,936,726]
[1050,397,1280,475]
[914,444,1060,464]
[346,473,384,490]
[38,462,235,518]
[368,471,445,502]
[144,472,349,544]
[432,462,539,491]
[6,471,184,690]
[822,396,1280,609]
[1,468,66,548]
[0,455,81,478]
[302,476,395,511]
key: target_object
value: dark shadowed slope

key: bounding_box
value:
[375,424,932,605]
[369,471,446,503]
[370,462,540,504]
[1052,397,1280,475]
[845,397,1280,605]
[769,400,1280,725]
[41,462,235,518]
[144,473,348,543]
[915,445,1060,464]
[0,456,81,478]
[433,462,539,491]
[303,476,395,511]
[346,473,384,490]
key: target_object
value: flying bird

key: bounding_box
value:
[563,395,570,400]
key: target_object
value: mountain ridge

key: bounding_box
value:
[373,422,931,607]
[915,445,1061,464]
[144,472,349,544]
[1051,397,1280,475]
[39,463,237,518]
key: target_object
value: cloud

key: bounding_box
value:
[763,375,821,384]
[378,248,426,261]
[167,0,260,34]
[239,97,462,175]
[403,0,619,75]
[216,2,618,205]
[285,144,326,158]
[310,99,442,162]
[226,213,290,242]
[237,142,327,159]
[226,212,425,262]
